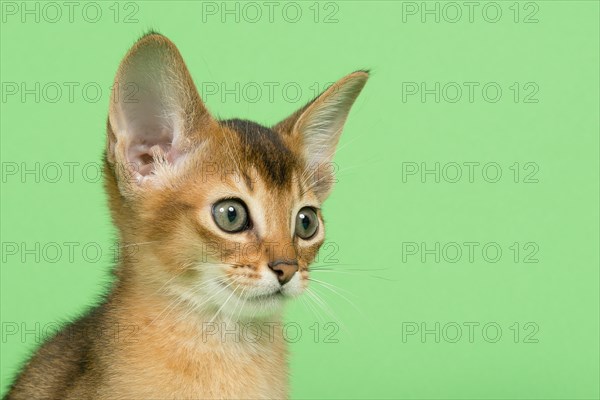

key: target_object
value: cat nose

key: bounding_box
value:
[268,260,298,285]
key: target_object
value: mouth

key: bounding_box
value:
[214,278,284,303]
[247,289,284,302]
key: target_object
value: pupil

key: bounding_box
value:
[301,214,310,230]
[227,206,237,222]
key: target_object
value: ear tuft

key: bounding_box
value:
[139,30,163,40]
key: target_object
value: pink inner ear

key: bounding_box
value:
[126,123,176,177]
[128,144,164,176]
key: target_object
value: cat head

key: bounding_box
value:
[105,33,368,320]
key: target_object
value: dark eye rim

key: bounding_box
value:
[296,206,319,240]
[211,198,251,233]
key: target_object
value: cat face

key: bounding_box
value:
[105,33,367,320]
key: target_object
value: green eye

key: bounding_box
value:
[295,207,319,239]
[212,199,249,233]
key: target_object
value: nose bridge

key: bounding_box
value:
[265,236,296,263]
[262,192,296,263]
[263,214,295,262]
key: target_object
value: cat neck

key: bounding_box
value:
[96,265,289,398]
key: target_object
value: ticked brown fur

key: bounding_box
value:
[6,33,368,399]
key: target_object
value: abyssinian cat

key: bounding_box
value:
[5,33,368,399]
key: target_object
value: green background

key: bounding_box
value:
[1,1,599,398]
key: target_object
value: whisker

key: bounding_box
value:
[208,276,241,324]
[305,288,346,332]
[188,276,236,312]
[234,285,248,323]
[301,289,327,325]
[308,278,366,321]
[311,265,392,272]
[175,275,238,327]
[145,275,223,330]
[308,277,355,297]
[310,269,397,282]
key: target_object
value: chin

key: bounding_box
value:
[185,279,293,322]
[236,294,287,320]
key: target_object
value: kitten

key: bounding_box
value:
[5,32,368,399]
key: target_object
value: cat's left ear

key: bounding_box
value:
[273,71,368,201]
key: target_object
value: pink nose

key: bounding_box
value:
[268,260,298,285]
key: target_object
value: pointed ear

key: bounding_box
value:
[273,71,368,201]
[107,33,216,187]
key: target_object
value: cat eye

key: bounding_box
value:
[212,199,250,233]
[295,207,319,239]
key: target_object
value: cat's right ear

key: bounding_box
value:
[107,33,216,189]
